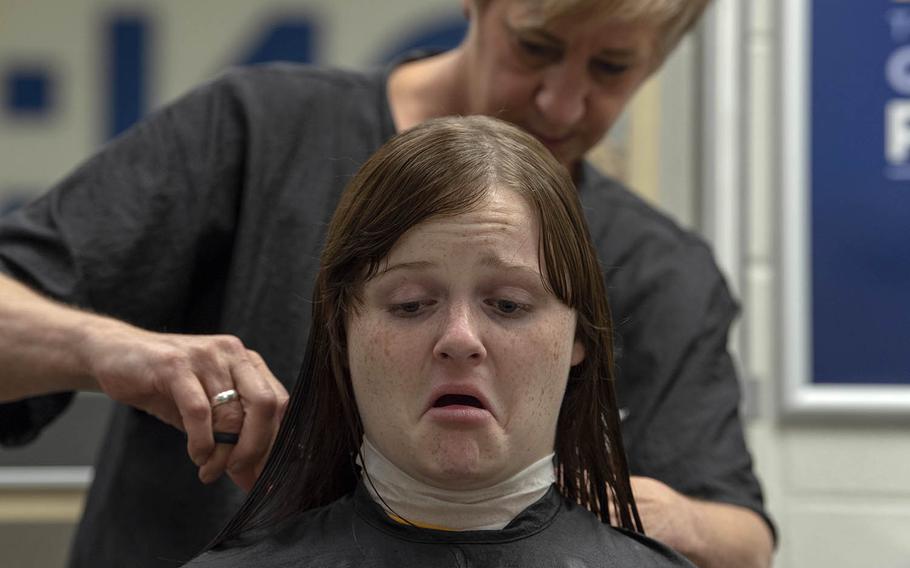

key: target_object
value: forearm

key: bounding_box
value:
[681,499,774,568]
[0,273,287,485]
[0,274,102,401]
[630,477,773,568]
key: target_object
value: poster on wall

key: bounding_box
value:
[782,0,910,415]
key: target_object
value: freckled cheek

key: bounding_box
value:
[348,325,382,394]
[350,326,418,406]
[501,331,570,427]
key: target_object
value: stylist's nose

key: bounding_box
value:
[433,302,486,363]
[535,63,588,132]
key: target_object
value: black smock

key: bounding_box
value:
[186,483,695,567]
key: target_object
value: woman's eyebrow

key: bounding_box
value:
[374,260,435,278]
[374,256,542,279]
[477,254,541,278]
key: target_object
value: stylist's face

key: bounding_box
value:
[347,187,584,490]
[461,0,658,168]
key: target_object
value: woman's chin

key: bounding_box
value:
[414,435,505,490]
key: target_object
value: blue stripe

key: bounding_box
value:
[108,15,149,139]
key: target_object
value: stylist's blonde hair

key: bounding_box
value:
[473,0,712,60]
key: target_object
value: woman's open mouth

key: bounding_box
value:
[426,390,494,425]
[432,394,485,409]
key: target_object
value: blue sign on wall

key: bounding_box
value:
[1,7,465,211]
[811,0,910,384]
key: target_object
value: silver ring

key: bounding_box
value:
[211,389,239,408]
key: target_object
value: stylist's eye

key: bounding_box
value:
[591,58,630,78]
[515,38,561,63]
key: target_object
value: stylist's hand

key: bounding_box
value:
[626,476,700,553]
[82,318,289,491]
[620,476,774,568]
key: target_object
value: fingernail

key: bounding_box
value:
[193,448,214,467]
[200,466,218,484]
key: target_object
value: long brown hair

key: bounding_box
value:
[211,116,642,547]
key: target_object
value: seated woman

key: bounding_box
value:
[186,116,693,567]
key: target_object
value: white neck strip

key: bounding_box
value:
[356,436,556,531]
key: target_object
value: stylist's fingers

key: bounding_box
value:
[248,349,289,447]
[225,350,287,481]
[224,351,287,492]
[167,370,216,467]
[198,392,244,484]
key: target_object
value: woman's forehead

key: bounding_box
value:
[387,188,539,260]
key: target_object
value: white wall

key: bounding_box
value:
[741,1,910,566]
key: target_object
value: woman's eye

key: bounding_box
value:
[390,300,433,317]
[486,298,529,316]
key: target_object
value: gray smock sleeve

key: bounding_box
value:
[0,73,247,446]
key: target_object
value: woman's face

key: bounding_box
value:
[347,187,584,490]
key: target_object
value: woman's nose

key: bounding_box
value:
[534,65,588,132]
[433,303,487,363]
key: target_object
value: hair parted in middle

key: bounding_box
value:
[211,115,642,546]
